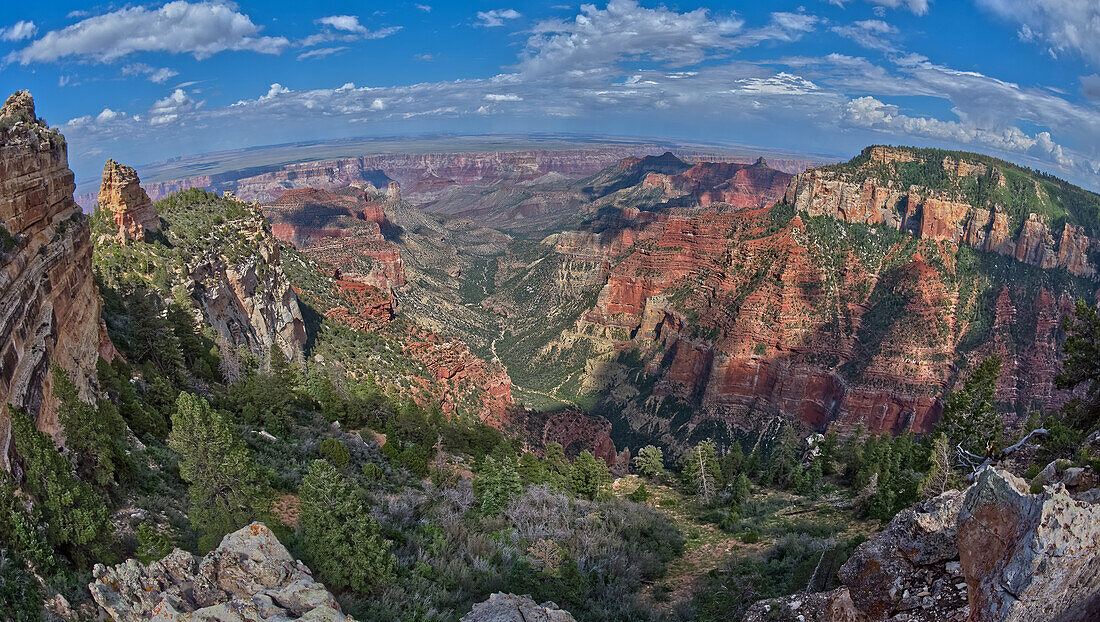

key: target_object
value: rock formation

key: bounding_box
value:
[90,522,351,621]
[460,592,576,621]
[264,187,406,293]
[743,468,1100,622]
[0,90,108,468]
[785,146,1098,278]
[185,213,307,363]
[97,159,159,242]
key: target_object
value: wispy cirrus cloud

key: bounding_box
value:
[976,0,1100,67]
[300,15,400,47]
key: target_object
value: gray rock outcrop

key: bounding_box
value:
[89,523,350,621]
[743,468,1100,622]
[460,592,576,621]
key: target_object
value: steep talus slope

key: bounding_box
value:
[742,468,1100,622]
[0,91,108,467]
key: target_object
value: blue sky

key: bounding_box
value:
[2,1,1099,190]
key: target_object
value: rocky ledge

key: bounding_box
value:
[89,523,351,621]
[743,467,1100,622]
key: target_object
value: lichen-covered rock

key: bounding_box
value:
[837,489,967,620]
[460,592,576,621]
[742,468,1100,622]
[97,159,159,242]
[957,468,1100,622]
[90,523,350,621]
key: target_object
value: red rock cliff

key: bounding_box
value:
[97,159,159,242]
[0,91,108,468]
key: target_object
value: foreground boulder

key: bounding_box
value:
[958,468,1100,622]
[89,523,350,621]
[460,592,576,621]
[743,468,1100,621]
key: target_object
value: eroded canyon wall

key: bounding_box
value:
[0,91,107,467]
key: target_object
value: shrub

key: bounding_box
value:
[319,438,351,468]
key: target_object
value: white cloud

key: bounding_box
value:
[148,89,201,125]
[0,20,37,42]
[122,63,181,84]
[260,83,291,100]
[415,4,432,13]
[844,95,1094,173]
[520,0,744,78]
[149,67,180,84]
[731,72,821,95]
[301,15,400,46]
[8,2,288,64]
[298,46,348,60]
[976,0,1100,67]
[317,15,367,33]
[832,19,899,51]
[829,0,931,16]
[476,9,522,28]
[485,93,523,101]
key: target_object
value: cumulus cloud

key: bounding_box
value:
[519,0,744,78]
[844,95,1091,172]
[976,0,1100,67]
[8,2,288,64]
[148,89,201,125]
[476,9,522,28]
[485,93,523,101]
[0,20,37,42]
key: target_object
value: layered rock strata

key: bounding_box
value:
[0,91,107,468]
[786,146,1098,278]
[97,159,159,242]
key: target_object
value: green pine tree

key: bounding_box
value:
[633,445,665,479]
[299,460,395,592]
[168,392,272,550]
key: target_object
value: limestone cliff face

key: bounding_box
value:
[0,91,107,467]
[185,208,306,362]
[786,147,1098,278]
[97,159,159,242]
